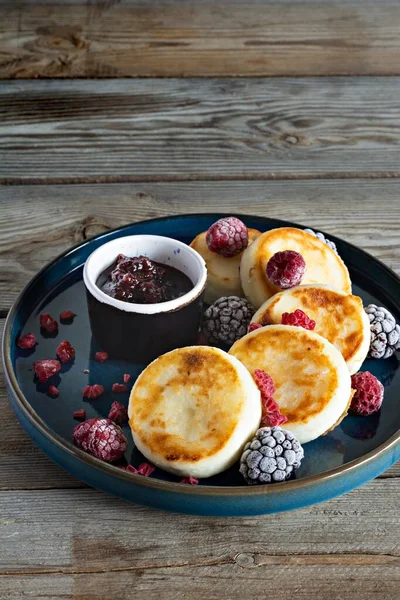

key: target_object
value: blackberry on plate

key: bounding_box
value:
[365,304,400,359]
[304,228,338,254]
[239,426,304,485]
[202,296,255,346]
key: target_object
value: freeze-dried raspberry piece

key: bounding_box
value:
[40,313,58,333]
[123,373,131,384]
[108,401,128,424]
[180,476,199,485]
[137,463,155,477]
[56,340,75,363]
[17,332,37,350]
[95,352,108,363]
[60,310,75,322]
[73,409,86,421]
[282,309,316,331]
[33,359,61,383]
[253,369,276,398]
[248,322,263,333]
[48,385,59,398]
[112,383,128,393]
[82,384,104,399]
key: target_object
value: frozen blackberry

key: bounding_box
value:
[239,427,304,485]
[304,228,338,254]
[365,304,400,359]
[202,296,255,346]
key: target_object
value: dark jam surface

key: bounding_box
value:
[97,254,193,304]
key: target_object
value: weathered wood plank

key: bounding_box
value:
[0,485,398,599]
[2,78,400,180]
[1,1,400,78]
[1,179,400,313]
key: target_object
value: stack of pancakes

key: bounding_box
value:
[128,226,369,477]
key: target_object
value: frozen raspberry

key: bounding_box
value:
[266,251,306,289]
[82,384,104,399]
[206,217,248,258]
[17,332,37,350]
[34,359,61,383]
[180,476,199,485]
[248,322,263,333]
[123,373,131,384]
[60,310,75,322]
[95,351,108,363]
[40,313,58,333]
[112,383,128,393]
[73,409,86,421]
[47,385,59,398]
[72,418,128,463]
[137,462,155,477]
[253,369,276,398]
[350,371,384,416]
[108,401,128,424]
[56,340,75,363]
[282,309,316,331]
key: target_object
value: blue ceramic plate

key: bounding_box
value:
[3,215,400,516]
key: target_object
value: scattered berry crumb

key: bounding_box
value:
[123,373,131,384]
[82,384,104,399]
[108,401,128,424]
[33,359,61,383]
[40,313,58,333]
[248,322,263,333]
[72,418,127,462]
[83,369,89,374]
[253,369,276,398]
[206,216,249,258]
[95,352,108,363]
[56,340,76,363]
[73,409,86,421]
[112,383,128,393]
[17,332,37,350]
[123,464,138,474]
[47,385,59,398]
[261,410,288,427]
[137,462,155,477]
[350,371,384,416]
[180,476,199,485]
[60,310,75,322]
[266,250,306,289]
[282,309,316,331]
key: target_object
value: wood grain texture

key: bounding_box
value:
[1,180,400,312]
[1,1,400,78]
[0,485,399,599]
[3,78,400,181]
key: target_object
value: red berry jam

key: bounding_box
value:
[97,254,193,304]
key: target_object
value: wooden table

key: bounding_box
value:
[0,2,399,598]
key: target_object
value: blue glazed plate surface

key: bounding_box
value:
[3,214,400,516]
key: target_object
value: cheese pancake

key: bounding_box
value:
[229,325,352,444]
[252,284,370,375]
[190,228,261,304]
[240,227,352,308]
[128,346,262,478]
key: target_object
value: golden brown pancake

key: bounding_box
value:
[128,346,261,477]
[229,325,352,444]
[240,227,352,308]
[252,284,370,374]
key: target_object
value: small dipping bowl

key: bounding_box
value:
[83,235,207,363]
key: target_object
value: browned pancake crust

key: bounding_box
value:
[231,328,338,425]
[130,347,243,463]
[258,287,365,361]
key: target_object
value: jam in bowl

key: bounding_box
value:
[83,235,207,363]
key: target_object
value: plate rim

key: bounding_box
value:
[3,212,400,497]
